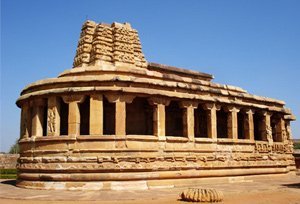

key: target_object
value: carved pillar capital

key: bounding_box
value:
[243,108,255,115]
[223,106,240,113]
[261,110,272,117]
[179,101,198,109]
[203,103,221,111]
[105,93,135,103]
[62,95,86,104]
[148,97,170,106]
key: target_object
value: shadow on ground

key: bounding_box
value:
[1,180,16,186]
[282,183,300,189]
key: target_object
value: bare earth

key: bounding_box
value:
[1,174,300,204]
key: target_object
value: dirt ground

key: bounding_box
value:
[1,174,300,204]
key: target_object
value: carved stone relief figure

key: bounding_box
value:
[47,107,56,135]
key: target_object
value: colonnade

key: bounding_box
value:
[19,93,288,144]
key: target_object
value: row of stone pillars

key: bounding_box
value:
[20,94,286,143]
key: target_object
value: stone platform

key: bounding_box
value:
[1,174,300,204]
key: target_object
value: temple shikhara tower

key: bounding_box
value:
[16,21,296,190]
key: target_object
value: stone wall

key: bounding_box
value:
[0,154,19,169]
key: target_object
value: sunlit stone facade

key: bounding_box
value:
[16,21,296,190]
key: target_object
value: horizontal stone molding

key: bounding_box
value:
[16,85,290,115]
[17,70,287,110]
[17,167,291,182]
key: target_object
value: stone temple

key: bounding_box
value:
[16,21,296,190]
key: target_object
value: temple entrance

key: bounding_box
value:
[126,97,153,135]
[166,101,183,136]
[194,104,208,138]
[217,108,228,138]
[80,96,90,135]
[59,97,68,135]
[103,96,115,135]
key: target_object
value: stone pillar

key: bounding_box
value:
[180,101,198,142]
[285,120,292,141]
[115,100,126,136]
[224,106,240,140]
[31,99,46,137]
[20,101,31,139]
[148,98,170,141]
[47,96,60,136]
[105,93,135,135]
[106,93,135,148]
[90,94,103,135]
[203,103,220,139]
[244,109,254,141]
[261,111,272,143]
[275,117,285,142]
[63,95,85,137]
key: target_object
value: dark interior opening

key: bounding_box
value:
[166,101,183,136]
[194,105,208,137]
[80,96,90,135]
[29,106,33,137]
[254,113,264,140]
[126,97,153,135]
[238,111,245,139]
[217,108,228,138]
[60,97,69,136]
[103,96,115,135]
[42,101,48,136]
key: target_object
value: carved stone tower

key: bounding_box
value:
[73,21,147,68]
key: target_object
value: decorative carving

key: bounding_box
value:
[266,125,273,144]
[73,20,96,67]
[180,188,223,202]
[47,107,56,135]
[255,142,270,153]
[73,20,147,68]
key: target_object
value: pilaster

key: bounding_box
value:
[276,117,285,142]
[261,111,272,144]
[180,101,198,142]
[203,103,220,140]
[148,97,170,141]
[105,93,135,137]
[244,109,254,141]
[31,99,46,137]
[224,106,240,140]
[63,95,85,137]
[90,94,103,135]
[20,101,31,139]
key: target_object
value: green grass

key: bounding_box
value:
[0,169,17,179]
[294,143,300,150]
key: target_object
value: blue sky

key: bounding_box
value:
[1,0,300,152]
